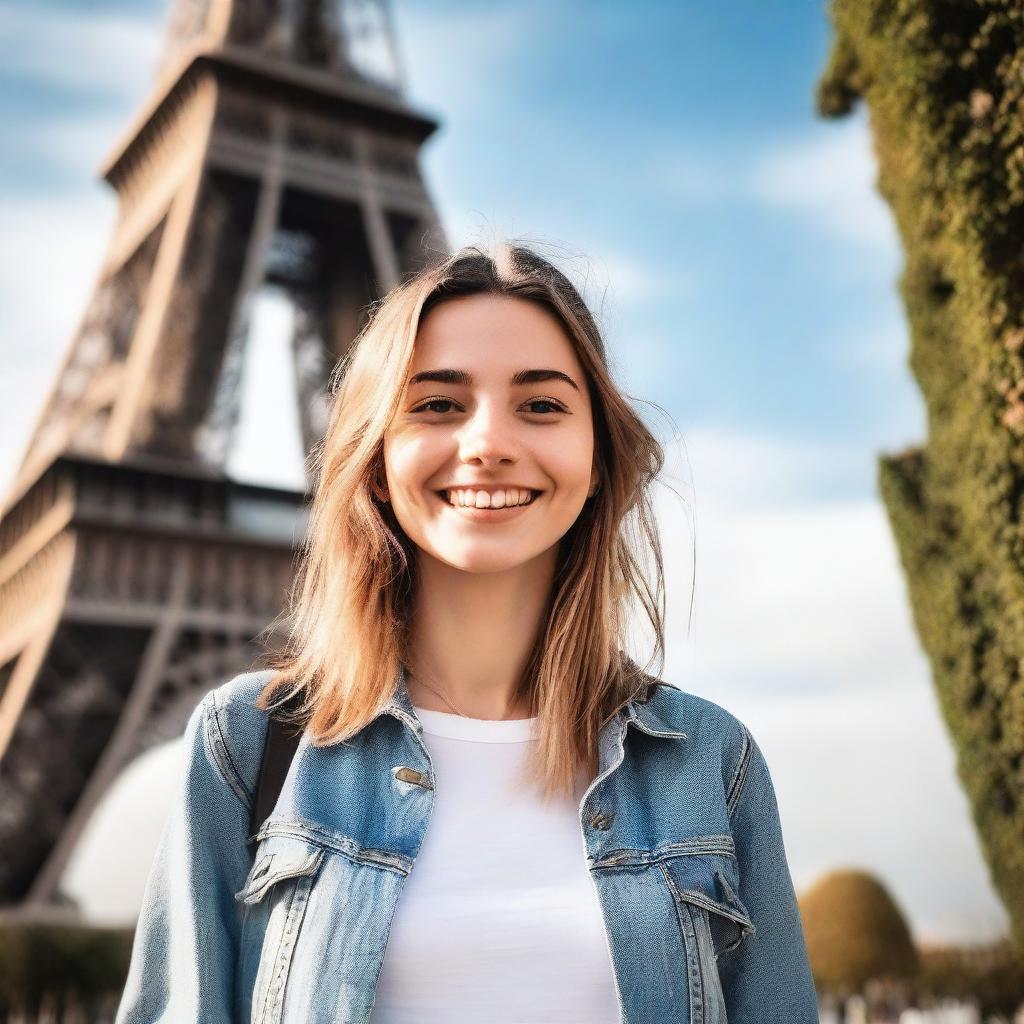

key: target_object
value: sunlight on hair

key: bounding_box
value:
[253,237,696,803]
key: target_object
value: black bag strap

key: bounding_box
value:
[249,692,305,845]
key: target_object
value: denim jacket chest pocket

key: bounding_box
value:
[592,835,756,1024]
[233,825,417,1024]
[660,842,756,1024]
[115,676,819,1024]
[234,831,756,1024]
[234,834,327,1024]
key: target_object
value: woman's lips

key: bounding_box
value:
[435,490,542,519]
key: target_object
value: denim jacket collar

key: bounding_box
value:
[118,669,821,1024]
[256,663,689,861]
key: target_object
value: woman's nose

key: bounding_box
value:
[457,404,518,460]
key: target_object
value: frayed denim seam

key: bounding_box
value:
[661,862,707,1024]
[254,820,412,874]
[725,723,752,820]
[203,693,253,811]
[258,873,316,1024]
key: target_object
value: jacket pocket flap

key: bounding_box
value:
[661,852,756,954]
[235,835,325,906]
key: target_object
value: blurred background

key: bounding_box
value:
[2,0,1023,1020]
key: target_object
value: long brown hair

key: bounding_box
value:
[255,240,676,801]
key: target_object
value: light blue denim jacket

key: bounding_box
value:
[116,667,819,1023]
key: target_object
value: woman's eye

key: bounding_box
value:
[415,398,457,414]
[523,399,565,414]
[411,397,566,415]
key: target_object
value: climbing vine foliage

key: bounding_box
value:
[817,1,1024,948]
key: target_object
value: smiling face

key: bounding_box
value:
[382,293,599,575]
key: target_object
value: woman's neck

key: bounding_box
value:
[406,549,556,720]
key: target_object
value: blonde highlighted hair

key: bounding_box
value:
[255,239,678,801]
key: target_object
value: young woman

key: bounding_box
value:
[116,242,819,1023]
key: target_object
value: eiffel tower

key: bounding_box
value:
[0,0,446,915]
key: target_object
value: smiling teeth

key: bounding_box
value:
[444,488,535,508]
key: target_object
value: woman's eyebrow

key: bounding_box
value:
[407,368,581,392]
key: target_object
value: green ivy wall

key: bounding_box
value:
[817,0,1024,948]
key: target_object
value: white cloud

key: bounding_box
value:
[756,684,1010,946]
[746,113,901,254]
[654,430,920,699]
[644,112,902,261]
[10,113,131,179]
[0,191,116,345]
[0,189,118,495]
[586,249,688,306]
[647,429,1009,944]
[395,0,548,118]
[0,3,162,99]
[0,2,162,491]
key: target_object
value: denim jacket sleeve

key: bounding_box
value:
[115,689,255,1023]
[718,724,819,1022]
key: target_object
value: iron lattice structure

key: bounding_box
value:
[0,0,446,915]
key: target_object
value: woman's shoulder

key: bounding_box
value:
[643,679,749,742]
[208,666,279,714]
[195,668,279,802]
[641,679,753,783]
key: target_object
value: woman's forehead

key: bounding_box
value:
[412,295,582,372]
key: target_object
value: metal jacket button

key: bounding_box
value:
[393,766,432,789]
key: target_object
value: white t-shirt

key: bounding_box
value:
[369,706,623,1023]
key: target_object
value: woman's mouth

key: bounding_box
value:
[434,489,543,519]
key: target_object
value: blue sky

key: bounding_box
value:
[1,1,1002,944]
[399,0,920,471]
